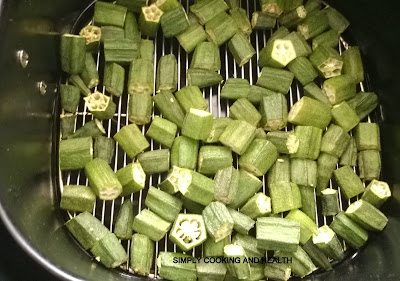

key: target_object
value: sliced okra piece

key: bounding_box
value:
[312,29,339,50]
[265,131,292,154]
[176,86,208,113]
[251,11,276,30]
[285,209,318,245]
[228,32,256,67]
[320,189,340,216]
[137,149,170,174]
[232,233,264,260]
[103,39,139,65]
[68,74,91,97]
[258,37,296,68]
[256,67,294,94]
[330,211,368,249]
[177,23,207,53]
[79,25,101,53]
[260,0,285,17]
[248,85,276,104]
[284,0,303,11]
[267,26,290,44]
[157,252,197,281]
[230,98,261,127]
[299,185,316,223]
[60,34,86,75]
[68,119,105,139]
[333,165,365,199]
[354,122,381,151]
[220,78,250,100]
[358,150,381,181]
[113,124,150,158]
[205,12,238,46]
[240,192,271,219]
[285,31,313,57]
[269,182,302,214]
[229,7,252,36]
[60,114,75,139]
[323,75,357,105]
[304,0,321,14]
[227,169,263,209]
[187,68,223,88]
[323,6,349,34]
[132,209,172,242]
[158,166,181,194]
[267,155,291,186]
[224,245,251,279]
[128,93,152,125]
[124,12,141,42]
[155,0,180,12]
[84,91,116,120]
[342,46,364,84]
[94,136,115,164]
[153,91,185,128]
[146,116,177,148]
[288,96,332,129]
[171,136,199,170]
[290,158,318,188]
[160,5,190,38]
[287,125,323,160]
[297,10,330,40]
[259,93,288,131]
[361,180,391,208]
[309,45,343,78]
[103,62,125,97]
[197,259,227,281]
[60,185,96,213]
[320,124,351,158]
[228,209,255,235]
[219,120,256,155]
[287,57,318,86]
[60,84,80,113]
[331,102,359,132]
[94,1,127,27]
[191,42,221,71]
[202,201,234,242]
[302,238,332,271]
[178,169,215,206]
[181,108,214,141]
[114,199,134,240]
[255,128,267,139]
[100,26,125,42]
[225,0,239,8]
[128,58,154,95]
[117,0,148,13]
[190,0,229,25]
[205,117,233,143]
[139,4,164,37]
[303,82,330,105]
[339,136,357,167]
[130,234,154,276]
[316,152,339,194]
[312,225,344,261]
[264,263,291,281]
[198,145,233,175]
[181,195,205,214]
[278,5,307,28]
[60,137,93,170]
[139,39,155,62]
[91,233,128,268]
[169,214,207,251]
[116,162,146,196]
[347,92,378,121]
[276,246,316,278]
[214,166,239,205]
[146,186,182,222]
[156,54,177,92]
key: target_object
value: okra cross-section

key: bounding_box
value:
[139,4,164,38]
[84,92,116,120]
[312,225,344,261]
[219,120,256,155]
[309,45,343,79]
[113,124,150,159]
[202,201,234,242]
[258,37,296,68]
[132,209,172,242]
[79,25,101,53]
[361,180,391,208]
[240,192,271,219]
[169,214,207,251]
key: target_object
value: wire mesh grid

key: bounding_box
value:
[59,0,383,278]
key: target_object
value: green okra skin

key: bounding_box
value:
[187,68,223,88]
[265,131,291,154]
[169,214,207,251]
[347,92,378,121]
[202,201,234,242]
[331,101,360,132]
[354,122,381,151]
[68,75,91,97]
[230,98,261,127]
[323,6,349,34]
[339,136,357,166]
[330,211,368,249]
[258,37,296,68]
[288,96,332,129]
[224,245,251,280]
[276,246,316,278]
[267,155,291,186]
[204,236,229,257]
[287,125,323,160]
[171,136,199,170]
[128,58,154,95]
[284,0,304,11]
[60,114,75,139]
[157,252,197,281]
[361,180,391,208]
[303,82,330,105]
[255,128,267,139]
[103,62,125,97]
[155,0,180,12]
[160,5,190,38]
[240,192,272,219]
[219,120,256,155]
[221,78,251,100]
[227,169,263,209]
[228,209,255,235]
[158,166,181,194]
[61,34,86,75]
[205,12,238,46]
[264,263,291,281]
[267,26,290,44]
[256,67,294,94]
[146,116,177,148]
[248,85,276,104]
[68,119,105,139]
[153,91,185,128]
[190,0,229,25]
[309,45,343,79]
[94,2,127,27]
[232,233,264,260]
[278,6,307,28]
[128,93,153,125]
[297,10,330,40]
[84,92,116,120]
[214,166,239,205]
[285,209,318,245]
[85,158,123,200]
[333,165,365,199]
[358,150,381,181]
[124,12,141,42]
[181,108,214,141]
[100,26,125,42]
[181,195,205,214]
[323,75,357,105]
[79,25,101,53]
[130,234,154,276]
[145,186,182,222]
[60,185,96,213]
[139,4,164,37]
[139,39,155,62]
[320,124,351,158]
[60,84,80,113]
[137,149,170,174]
[287,57,318,86]
[320,188,340,216]
[269,182,302,214]
[94,136,115,164]
[284,31,313,57]
[60,137,93,171]
[178,169,215,206]
[65,211,109,250]
[113,124,150,159]
[114,200,134,240]
[91,233,128,268]
[132,209,172,242]
[299,185,316,222]
[205,118,233,143]
[191,42,221,71]
[117,0,148,13]
[312,225,344,261]
[251,11,276,30]
[198,145,233,175]
[260,0,285,16]
[197,259,227,281]
[176,22,207,53]
[316,152,339,194]
[259,93,288,131]
[312,29,339,50]
[290,158,318,188]
[116,162,146,196]
[225,0,240,8]
[156,54,178,92]
[301,238,332,271]
[229,7,252,36]
[239,139,279,177]
[228,32,256,67]
[304,0,321,14]
[103,39,140,65]
[175,86,208,113]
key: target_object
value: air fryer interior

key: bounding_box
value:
[0,0,400,281]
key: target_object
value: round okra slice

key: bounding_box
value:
[318,58,343,78]
[84,91,116,120]
[169,214,207,251]
[271,39,296,67]
[79,25,101,46]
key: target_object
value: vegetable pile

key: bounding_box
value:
[59,0,390,279]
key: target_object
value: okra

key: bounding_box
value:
[230,98,261,127]
[240,192,271,219]
[354,122,381,151]
[103,62,125,97]
[251,11,276,30]
[160,5,190,38]
[269,182,302,214]
[256,67,294,94]
[130,234,154,276]
[301,238,331,271]
[285,31,313,57]
[227,169,263,209]
[158,166,181,194]
[290,158,317,188]
[267,26,290,45]
[299,185,316,222]
[260,0,285,16]
[321,188,340,216]
[358,150,381,181]
[171,136,199,170]
[330,211,368,249]
[202,201,234,242]
[333,165,365,199]
[309,45,343,79]
[323,6,349,34]
[224,245,251,279]
[228,32,256,67]
[265,131,291,154]
[205,12,238,46]
[198,145,233,175]
[214,166,239,204]
[155,0,180,12]
[220,78,251,100]
[276,246,316,278]
[232,233,264,259]
[84,92,116,120]
[60,84,80,113]
[60,185,96,213]
[170,214,207,251]
[178,169,215,206]
[175,86,208,114]
[100,26,125,42]
[176,23,207,53]
[124,12,141,42]
[139,4,164,37]
[145,186,182,222]
[132,209,172,242]
[284,0,303,11]
[323,75,357,105]
[128,93,153,125]
[137,149,170,174]
[258,38,296,68]
[339,136,357,166]
[312,29,339,50]
[267,155,291,186]
[139,39,154,62]
[114,200,134,240]
[116,162,146,196]
[146,117,177,148]
[190,0,229,24]
[79,25,101,53]
[316,152,338,194]
[197,259,227,281]
[187,68,223,88]
[347,92,378,121]
[205,118,233,143]
[94,2,127,27]
[91,233,128,268]
[113,124,150,158]
[259,94,288,131]
[128,58,154,95]
[153,91,185,127]
[228,209,255,235]
[68,74,91,97]
[182,108,213,141]
[68,120,105,140]
[117,0,148,13]
[157,252,197,281]
[264,263,291,281]
[204,236,229,257]
[59,137,93,170]
[278,6,307,28]
[287,57,318,86]
[303,82,330,104]
[191,42,221,72]
[288,125,323,160]
[94,136,115,164]
[312,225,344,261]
[362,180,391,208]
[297,10,329,40]
[229,8,252,36]
[219,120,256,155]
[60,114,75,139]
[320,124,350,158]
[285,209,318,245]
[288,96,332,129]
[156,54,177,92]
[60,34,86,75]
[331,101,359,132]
[304,0,321,14]
[255,128,267,139]
[103,39,139,64]
[248,85,276,104]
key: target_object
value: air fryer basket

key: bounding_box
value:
[0,0,399,280]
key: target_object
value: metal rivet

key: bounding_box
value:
[16,50,29,68]
[37,81,47,95]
